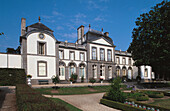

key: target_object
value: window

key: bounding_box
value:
[69,63,76,77]
[107,50,112,61]
[116,67,120,76]
[122,68,126,76]
[108,66,112,78]
[79,64,85,77]
[59,65,65,76]
[123,58,126,64]
[38,42,46,55]
[100,65,105,76]
[100,49,104,61]
[144,68,148,77]
[38,62,47,77]
[92,65,97,78]
[70,51,75,60]
[92,47,97,60]
[59,50,63,59]
[116,57,119,64]
[129,58,131,65]
[80,53,84,61]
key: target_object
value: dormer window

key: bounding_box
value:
[38,42,46,55]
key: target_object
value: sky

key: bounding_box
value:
[0,0,163,52]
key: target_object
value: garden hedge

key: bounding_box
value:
[0,68,26,86]
[16,84,68,111]
[100,99,146,111]
[128,99,170,111]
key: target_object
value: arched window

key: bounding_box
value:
[79,64,85,78]
[100,65,105,77]
[122,67,126,76]
[92,65,97,78]
[69,63,76,77]
[59,62,65,80]
[116,66,120,76]
[108,66,112,78]
[128,67,133,79]
[144,68,148,77]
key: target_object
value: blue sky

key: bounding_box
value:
[0,0,163,52]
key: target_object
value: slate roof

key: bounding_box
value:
[27,22,53,32]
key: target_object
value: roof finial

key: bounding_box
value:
[89,24,91,29]
[101,28,103,32]
[38,16,41,23]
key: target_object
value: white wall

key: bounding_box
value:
[27,32,56,56]
[89,44,114,62]
[27,55,56,79]
[0,53,21,68]
[140,65,152,80]
[92,38,112,46]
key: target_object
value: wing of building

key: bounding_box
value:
[0,18,154,84]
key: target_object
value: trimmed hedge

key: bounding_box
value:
[148,93,164,98]
[100,99,146,111]
[136,95,149,101]
[16,84,68,111]
[128,99,170,111]
[0,68,26,86]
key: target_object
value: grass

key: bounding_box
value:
[35,86,111,95]
[149,98,170,109]
[51,98,82,111]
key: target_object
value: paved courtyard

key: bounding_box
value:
[45,93,120,111]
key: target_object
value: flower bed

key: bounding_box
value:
[16,84,68,111]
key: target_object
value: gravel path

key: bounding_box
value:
[45,93,120,111]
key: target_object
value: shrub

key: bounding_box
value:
[107,77,127,103]
[136,95,149,101]
[70,74,78,83]
[100,99,146,111]
[16,84,68,111]
[27,74,32,78]
[89,78,96,85]
[143,91,164,98]
[81,76,84,83]
[0,68,26,86]
[52,75,60,86]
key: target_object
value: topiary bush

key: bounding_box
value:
[52,75,60,86]
[107,77,127,103]
[70,74,78,83]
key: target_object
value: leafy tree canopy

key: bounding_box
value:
[128,1,170,80]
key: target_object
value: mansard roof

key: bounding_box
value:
[85,29,114,46]
[27,22,53,32]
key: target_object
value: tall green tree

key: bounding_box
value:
[128,1,170,80]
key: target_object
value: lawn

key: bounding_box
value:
[35,86,111,95]
[149,98,170,109]
[51,98,82,111]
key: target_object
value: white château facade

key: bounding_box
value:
[0,18,154,84]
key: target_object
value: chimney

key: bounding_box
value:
[77,25,84,44]
[104,32,109,36]
[21,18,26,36]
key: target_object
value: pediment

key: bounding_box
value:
[92,38,112,46]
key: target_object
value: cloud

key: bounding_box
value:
[56,26,64,30]
[70,13,87,25]
[52,11,62,16]
[94,15,106,22]
[86,0,108,11]
[42,15,53,19]
[62,33,77,39]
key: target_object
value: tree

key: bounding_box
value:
[0,32,4,35]
[128,1,170,80]
[52,75,60,86]
[107,77,126,103]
